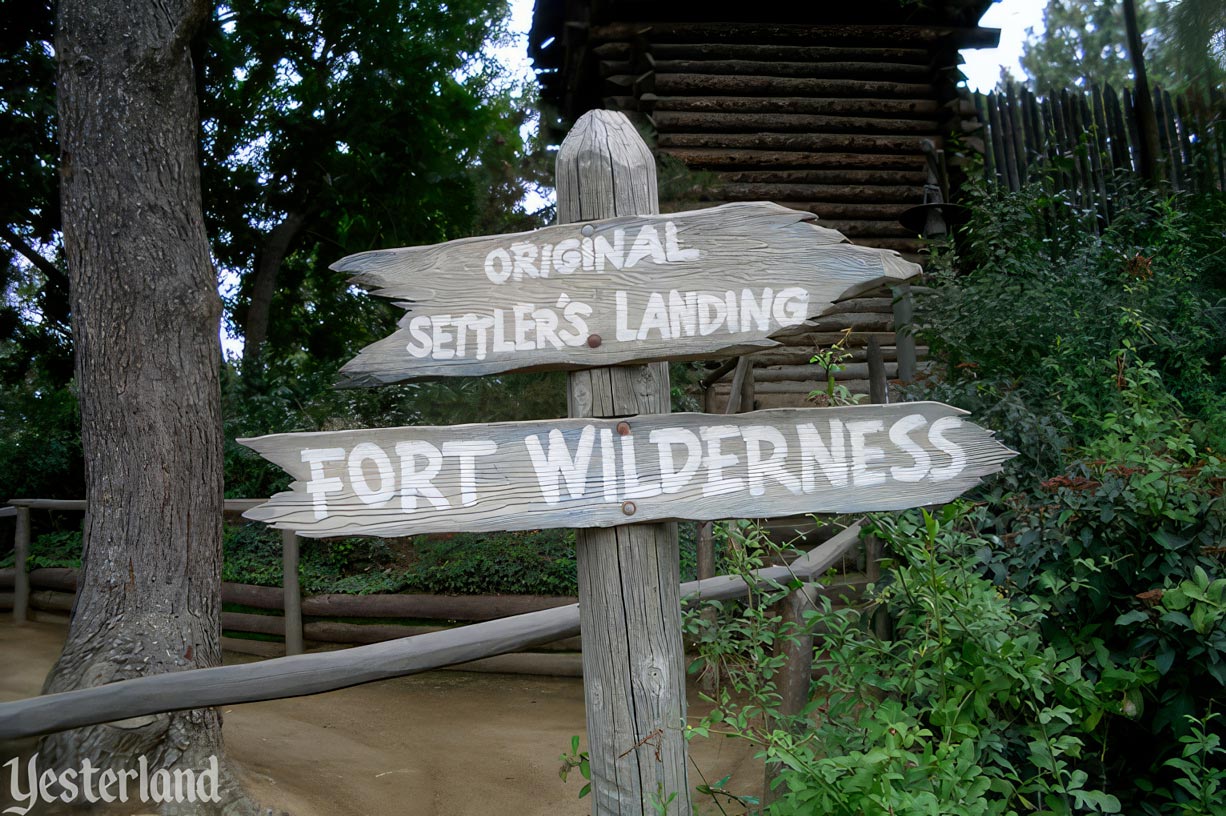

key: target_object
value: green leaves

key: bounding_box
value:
[557,735,590,799]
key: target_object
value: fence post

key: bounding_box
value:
[557,110,691,816]
[282,530,303,655]
[892,285,916,383]
[867,337,888,405]
[763,583,818,807]
[866,347,893,640]
[12,506,29,624]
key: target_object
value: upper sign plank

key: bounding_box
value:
[240,403,1015,539]
[335,201,920,386]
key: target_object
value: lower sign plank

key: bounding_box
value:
[240,403,1015,538]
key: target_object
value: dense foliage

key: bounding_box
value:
[681,181,1225,814]
[687,510,1224,816]
[0,0,549,506]
[11,521,716,598]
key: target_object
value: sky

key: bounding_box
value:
[965,0,1049,91]
[499,0,1050,93]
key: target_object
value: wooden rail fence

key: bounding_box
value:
[975,83,1224,229]
[3,499,868,673]
[0,521,863,741]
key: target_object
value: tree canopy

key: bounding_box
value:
[1018,0,1226,94]
[0,0,546,384]
[199,0,547,370]
[0,0,552,502]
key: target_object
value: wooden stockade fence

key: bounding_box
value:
[975,83,1224,226]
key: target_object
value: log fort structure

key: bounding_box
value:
[529,1,999,410]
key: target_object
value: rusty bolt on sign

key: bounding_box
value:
[587,334,602,348]
[621,501,636,516]
[616,421,631,436]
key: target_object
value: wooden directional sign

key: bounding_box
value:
[241,403,1015,539]
[334,201,920,386]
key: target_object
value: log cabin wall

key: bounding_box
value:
[530,2,998,410]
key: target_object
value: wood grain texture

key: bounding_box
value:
[557,108,689,816]
[0,523,863,742]
[282,530,303,655]
[239,403,1015,539]
[333,200,919,386]
[586,22,1001,49]
[651,110,938,135]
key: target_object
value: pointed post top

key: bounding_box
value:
[556,109,659,223]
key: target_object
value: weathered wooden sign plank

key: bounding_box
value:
[240,402,1015,538]
[334,201,920,386]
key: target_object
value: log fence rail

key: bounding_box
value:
[0,520,865,742]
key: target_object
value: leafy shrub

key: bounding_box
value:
[400,531,578,596]
[0,378,83,502]
[902,181,1226,813]
[0,529,83,570]
[911,183,1226,481]
[685,512,1122,816]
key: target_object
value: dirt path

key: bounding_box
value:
[0,622,758,815]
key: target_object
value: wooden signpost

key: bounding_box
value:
[241,110,1014,816]
[335,201,919,385]
[242,403,1014,539]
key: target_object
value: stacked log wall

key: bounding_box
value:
[532,9,997,408]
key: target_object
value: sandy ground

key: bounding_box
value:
[0,622,758,815]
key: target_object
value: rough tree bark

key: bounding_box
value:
[45,1,262,812]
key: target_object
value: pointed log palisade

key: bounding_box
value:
[235,110,1015,815]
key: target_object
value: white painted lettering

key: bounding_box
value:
[302,447,345,520]
[664,222,700,262]
[741,425,801,496]
[441,440,498,506]
[395,441,450,511]
[624,225,667,267]
[348,442,395,507]
[484,247,512,284]
[889,415,931,482]
[701,425,744,497]
[773,287,809,327]
[510,242,539,280]
[593,231,625,271]
[928,417,966,481]
[847,420,887,487]
[797,420,848,489]
[650,428,702,494]
[525,426,596,505]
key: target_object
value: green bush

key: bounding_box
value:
[0,377,83,502]
[685,512,1124,816]
[901,181,1226,813]
[911,183,1226,482]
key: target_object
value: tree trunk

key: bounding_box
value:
[46,1,259,811]
[242,210,308,366]
[1123,0,1162,185]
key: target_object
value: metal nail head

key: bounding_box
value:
[616,421,631,436]
[587,334,602,348]
[621,501,636,516]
